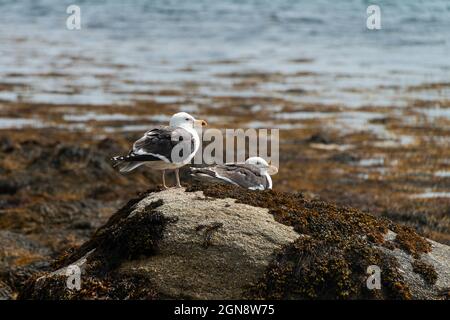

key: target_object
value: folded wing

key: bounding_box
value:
[112,126,195,172]
[191,163,269,190]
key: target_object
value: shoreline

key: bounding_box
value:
[0,92,449,248]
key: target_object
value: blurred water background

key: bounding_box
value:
[0,0,449,106]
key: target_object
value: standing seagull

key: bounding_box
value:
[190,157,278,190]
[112,112,207,188]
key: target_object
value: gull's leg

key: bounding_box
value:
[175,168,182,188]
[162,170,168,189]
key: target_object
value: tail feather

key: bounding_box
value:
[117,161,145,173]
[111,155,146,173]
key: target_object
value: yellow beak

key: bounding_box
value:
[195,119,208,127]
[267,165,278,175]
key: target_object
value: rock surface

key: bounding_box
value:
[122,189,299,299]
[20,185,450,300]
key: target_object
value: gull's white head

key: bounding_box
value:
[245,157,278,175]
[169,112,207,129]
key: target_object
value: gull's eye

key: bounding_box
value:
[185,118,190,121]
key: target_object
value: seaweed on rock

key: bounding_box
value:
[20,184,441,300]
[20,189,170,299]
[52,187,166,272]
[186,184,433,299]
[20,273,158,300]
[411,260,438,285]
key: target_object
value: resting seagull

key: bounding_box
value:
[112,112,207,188]
[190,157,278,190]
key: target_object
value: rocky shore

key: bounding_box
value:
[1,103,449,299]
[1,0,449,302]
[1,60,449,301]
[18,185,450,300]
[0,127,155,299]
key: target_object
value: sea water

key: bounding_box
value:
[0,0,449,106]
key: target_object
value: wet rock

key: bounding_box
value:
[0,136,15,153]
[0,280,13,300]
[0,231,50,270]
[71,220,93,230]
[0,180,20,195]
[329,152,360,163]
[96,137,123,155]
[0,231,51,299]
[20,186,450,300]
[50,145,91,169]
[284,88,308,95]
[305,132,333,144]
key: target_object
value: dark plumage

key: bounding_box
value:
[191,159,276,190]
[111,126,196,172]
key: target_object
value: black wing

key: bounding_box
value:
[113,126,195,163]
